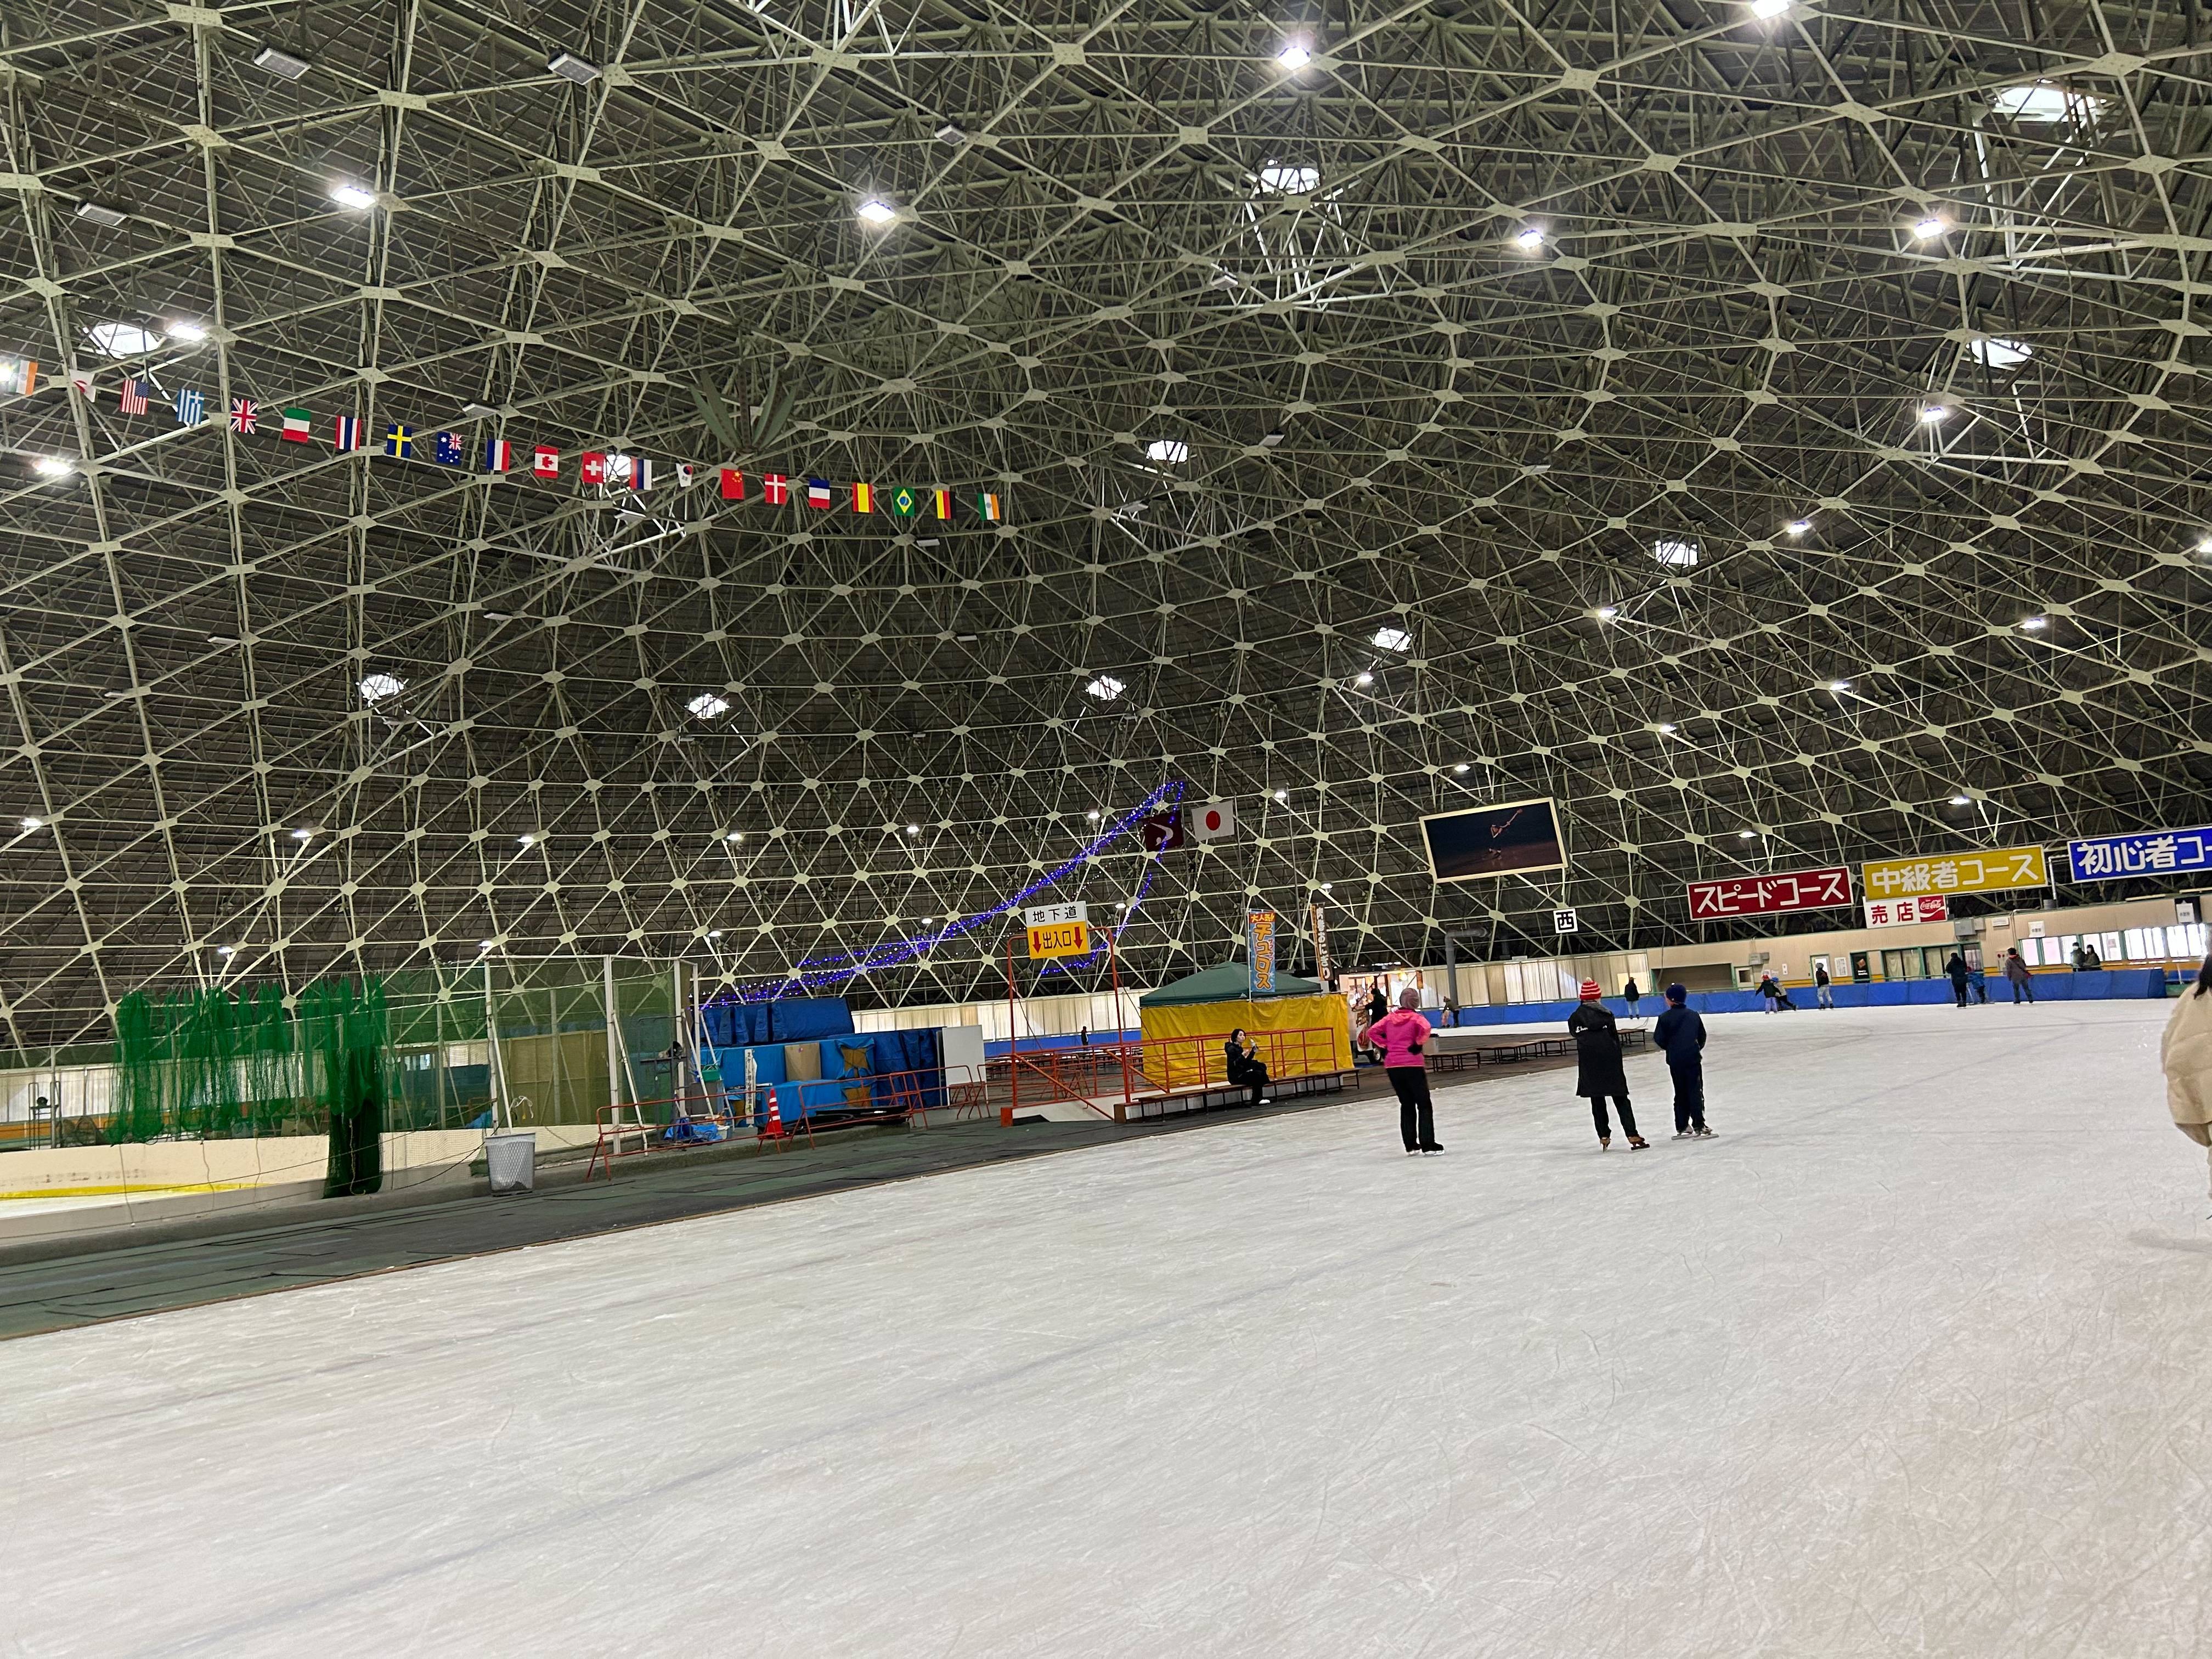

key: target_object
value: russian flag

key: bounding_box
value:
[483,438,511,473]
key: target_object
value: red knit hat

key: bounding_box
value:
[1578,979,1602,1000]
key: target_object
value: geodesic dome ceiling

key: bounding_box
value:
[4,0,2211,1046]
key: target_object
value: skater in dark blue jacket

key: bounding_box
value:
[1652,984,1712,1138]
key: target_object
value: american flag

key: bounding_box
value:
[119,378,151,415]
[229,398,257,433]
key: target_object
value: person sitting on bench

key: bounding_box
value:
[1224,1029,1272,1107]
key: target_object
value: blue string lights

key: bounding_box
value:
[712,780,1186,1004]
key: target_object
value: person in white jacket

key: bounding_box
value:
[2160,955,2212,1193]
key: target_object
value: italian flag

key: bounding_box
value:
[280,407,312,442]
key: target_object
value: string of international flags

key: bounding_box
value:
[10,352,1008,523]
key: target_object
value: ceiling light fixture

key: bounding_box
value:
[1750,0,1789,15]
[216,945,235,957]
[1453,763,1470,774]
[1513,225,1545,251]
[1970,337,2033,368]
[2019,615,2047,631]
[358,673,405,702]
[1912,216,1946,238]
[1827,679,1852,692]
[329,181,377,210]
[1373,626,1412,652]
[517,833,537,847]
[32,456,71,477]
[856,198,898,225]
[1087,810,1101,821]
[1277,41,1312,70]
[934,122,968,145]
[725,831,744,843]
[1739,831,1757,840]
[1656,723,1677,734]
[1949,794,1972,806]
[1918,403,1950,422]
[20,817,43,831]
[253,44,311,80]
[1784,519,1812,534]
[906,824,921,836]
[166,320,207,342]
[1354,671,1374,686]
[548,51,601,84]
[1593,606,1617,621]
[75,201,128,229]
[1273,789,1289,802]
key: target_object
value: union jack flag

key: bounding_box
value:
[229,398,257,433]
[118,378,151,415]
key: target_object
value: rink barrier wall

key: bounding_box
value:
[1449,968,2171,1028]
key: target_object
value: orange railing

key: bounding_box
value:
[999,1026,1350,1122]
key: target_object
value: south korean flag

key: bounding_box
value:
[675,462,696,490]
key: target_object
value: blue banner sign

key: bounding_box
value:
[2068,826,2212,882]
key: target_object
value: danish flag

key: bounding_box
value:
[761,473,789,505]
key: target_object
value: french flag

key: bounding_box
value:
[806,477,832,508]
[483,438,511,473]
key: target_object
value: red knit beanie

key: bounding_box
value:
[1578,980,1601,1000]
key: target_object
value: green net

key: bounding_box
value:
[300,979,388,1197]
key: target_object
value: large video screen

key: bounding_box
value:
[1420,797,1568,883]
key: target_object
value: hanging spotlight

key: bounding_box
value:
[329,181,378,209]
[1912,216,1947,238]
[548,52,601,84]
[856,198,899,226]
[1276,41,1312,70]
[1513,225,1545,251]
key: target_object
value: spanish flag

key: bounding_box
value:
[852,482,874,513]
[931,487,952,520]
[976,490,1002,522]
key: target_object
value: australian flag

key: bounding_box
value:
[433,431,467,466]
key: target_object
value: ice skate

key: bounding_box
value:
[1673,1129,1691,1139]
[1695,1125,1716,1137]
[1599,1135,1611,1150]
[1420,1143,1444,1155]
[1627,1135,1650,1150]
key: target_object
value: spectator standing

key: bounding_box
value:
[1945,951,1971,1007]
[1652,984,1711,1138]
[2084,942,2104,970]
[1621,977,1643,1017]
[2070,942,2089,972]
[1814,962,1835,1010]
[2004,948,2035,1004]
[1568,980,1646,1150]
[1368,989,1441,1155]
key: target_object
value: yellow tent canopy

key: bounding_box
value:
[1136,964,1353,1090]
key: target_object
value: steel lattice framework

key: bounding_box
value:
[3,0,2210,1047]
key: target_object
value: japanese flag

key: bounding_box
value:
[1188,801,1236,842]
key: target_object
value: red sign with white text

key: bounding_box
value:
[1686,865,1854,921]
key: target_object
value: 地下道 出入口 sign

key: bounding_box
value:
[1686,866,1853,920]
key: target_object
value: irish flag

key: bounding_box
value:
[280,407,312,442]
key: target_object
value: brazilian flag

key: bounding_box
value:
[889,485,921,518]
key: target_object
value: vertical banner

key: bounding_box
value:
[1308,903,1333,988]
[1247,910,1277,997]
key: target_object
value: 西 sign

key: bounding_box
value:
[1861,844,2047,900]
[1026,920,1090,960]
[1553,907,1580,934]
[1688,866,1853,919]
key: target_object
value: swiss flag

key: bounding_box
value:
[1188,801,1236,842]
[532,445,560,478]
[720,468,744,500]
[581,452,607,486]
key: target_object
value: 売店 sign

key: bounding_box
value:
[1023,901,1087,928]
[1861,844,2047,900]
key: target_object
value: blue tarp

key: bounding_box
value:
[701,997,855,1048]
[1451,968,2170,1027]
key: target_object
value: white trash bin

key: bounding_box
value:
[486,1131,535,1194]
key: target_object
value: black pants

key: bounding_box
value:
[1228,1060,1269,1107]
[1669,1062,1705,1133]
[1386,1066,1436,1150]
[1588,1094,1638,1140]
[1951,980,1969,1006]
[2011,980,2034,1003]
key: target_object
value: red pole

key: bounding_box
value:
[1109,926,1133,1115]
[1003,932,1018,1126]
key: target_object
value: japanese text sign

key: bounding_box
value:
[1687,865,1853,920]
[1861,844,2046,899]
[2068,826,2212,883]
[1865,896,1949,928]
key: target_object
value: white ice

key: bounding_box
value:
[5,1000,2209,1658]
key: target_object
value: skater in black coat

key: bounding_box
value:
[1652,984,1711,1137]
[1567,980,1646,1149]
[1945,952,1971,1006]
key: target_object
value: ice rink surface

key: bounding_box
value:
[5,1000,2209,1658]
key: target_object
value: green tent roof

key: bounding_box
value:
[1138,961,1330,1007]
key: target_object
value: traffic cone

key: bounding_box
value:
[762,1089,784,1140]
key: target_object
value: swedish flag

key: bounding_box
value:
[384,424,413,458]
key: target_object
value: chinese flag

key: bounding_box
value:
[719,469,744,500]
